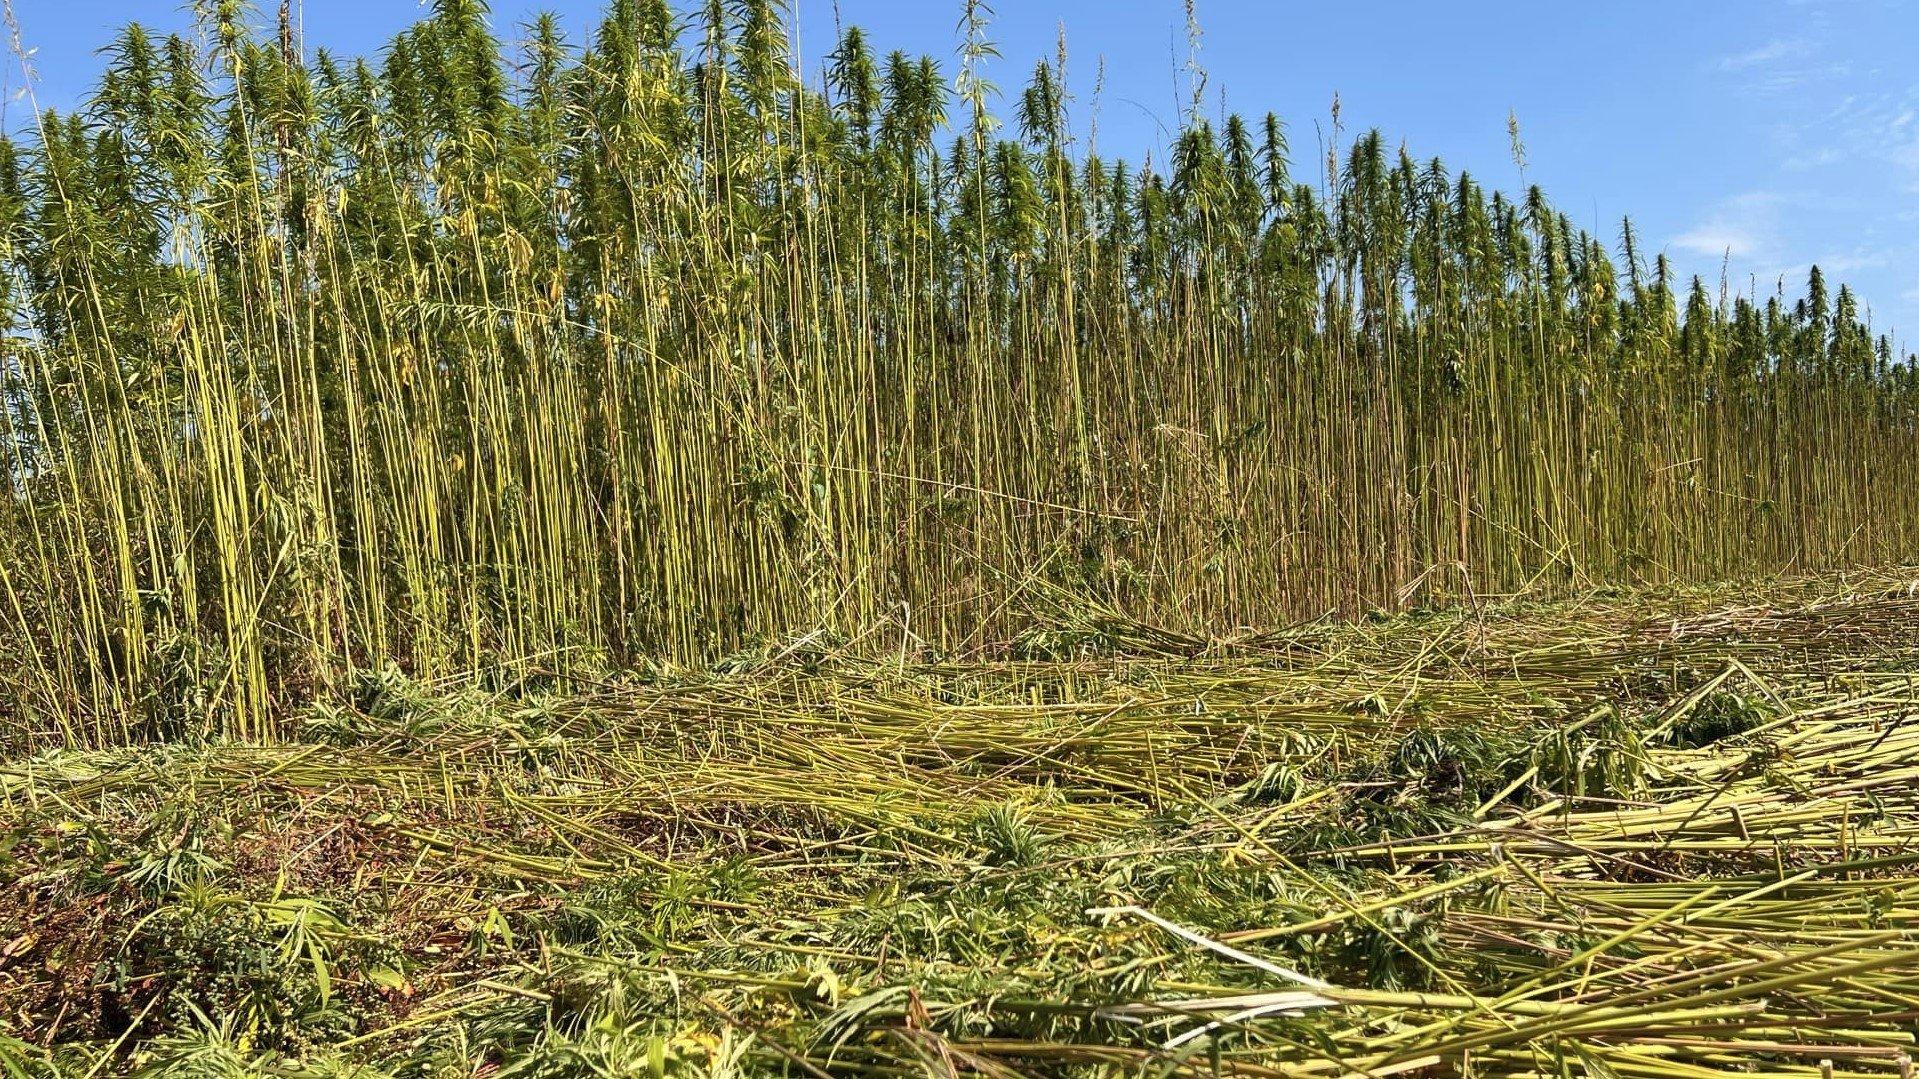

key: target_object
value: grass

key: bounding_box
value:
[7,567,1919,1076]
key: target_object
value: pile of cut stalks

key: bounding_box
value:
[7,569,1919,1078]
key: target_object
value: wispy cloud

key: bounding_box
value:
[1711,34,1853,95]
[1669,192,1910,318]
[1674,225,1762,259]
[1764,249,1894,288]
[1672,192,1782,261]
[1716,6,1919,339]
[1716,39,1811,72]
[1765,84,1919,193]
[1888,133,1919,191]
[1781,146,1844,171]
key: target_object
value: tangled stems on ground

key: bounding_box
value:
[7,568,1919,1076]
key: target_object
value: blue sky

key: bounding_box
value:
[7,0,1916,348]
